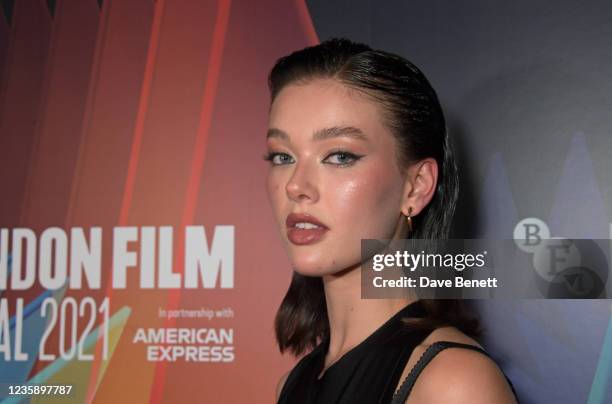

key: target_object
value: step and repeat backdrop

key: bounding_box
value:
[0,0,611,403]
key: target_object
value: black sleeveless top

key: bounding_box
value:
[278,300,519,404]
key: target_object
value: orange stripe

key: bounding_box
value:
[84,0,166,402]
[148,1,232,402]
[295,0,319,45]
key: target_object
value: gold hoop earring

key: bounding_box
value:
[406,207,413,233]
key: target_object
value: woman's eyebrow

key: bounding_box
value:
[266,126,368,141]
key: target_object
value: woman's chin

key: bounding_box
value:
[290,260,340,277]
[291,260,357,277]
[292,265,330,277]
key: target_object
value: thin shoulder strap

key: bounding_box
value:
[390,341,519,404]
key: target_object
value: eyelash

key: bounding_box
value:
[262,150,363,167]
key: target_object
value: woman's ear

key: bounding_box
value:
[401,157,438,217]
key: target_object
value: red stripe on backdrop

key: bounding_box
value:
[296,0,319,45]
[148,1,232,402]
[116,0,164,227]
[83,0,164,400]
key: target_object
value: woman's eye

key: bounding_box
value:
[323,151,362,166]
[262,152,294,165]
[262,151,362,167]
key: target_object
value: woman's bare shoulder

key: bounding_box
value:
[396,326,517,404]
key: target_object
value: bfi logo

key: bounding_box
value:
[512,218,609,297]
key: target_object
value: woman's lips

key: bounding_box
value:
[287,226,328,245]
[285,212,329,246]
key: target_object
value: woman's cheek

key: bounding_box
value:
[331,169,400,238]
[332,177,382,228]
[340,162,395,204]
[266,174,286,229]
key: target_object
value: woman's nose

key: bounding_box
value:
[285,162,318,203]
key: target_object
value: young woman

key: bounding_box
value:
[264,38,519,403]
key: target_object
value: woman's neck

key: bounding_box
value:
[321,267,414,368]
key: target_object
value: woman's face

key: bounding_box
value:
[265,78,407,277]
